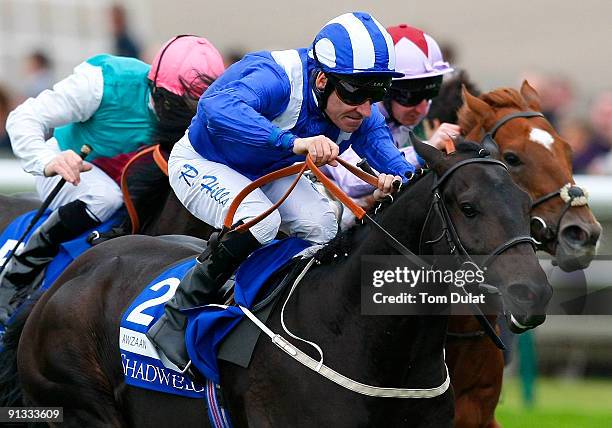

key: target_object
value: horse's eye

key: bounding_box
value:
[460,203,478,217]
[503,152,522,167]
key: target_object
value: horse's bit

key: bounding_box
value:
[479,111,589,248]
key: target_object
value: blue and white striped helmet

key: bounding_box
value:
[310,12,404,78]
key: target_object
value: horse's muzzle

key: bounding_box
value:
[556,220,602,271]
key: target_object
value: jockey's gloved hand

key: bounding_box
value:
[293,135,339,166]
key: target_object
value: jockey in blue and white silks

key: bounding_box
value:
[148,12,415,374]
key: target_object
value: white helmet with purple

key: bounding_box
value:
[385,24,454,108]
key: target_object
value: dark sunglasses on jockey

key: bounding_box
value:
[326,73,391,106]
[388,75,443,107]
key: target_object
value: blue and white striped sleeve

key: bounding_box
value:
[201,61,297,151]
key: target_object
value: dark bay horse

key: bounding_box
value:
[446,81,602,428]
[0,188,211,405]
[9,139,551,427]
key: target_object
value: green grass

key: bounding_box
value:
[496,377,612,428]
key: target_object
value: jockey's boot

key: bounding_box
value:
[147,229,261,372]
[0,200,99,324]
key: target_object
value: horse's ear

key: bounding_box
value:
[410,131,444,169]
[462,85,495,125]
[520,80,542,111]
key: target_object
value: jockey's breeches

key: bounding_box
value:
[35,164,123,223]
[169,133,338,245]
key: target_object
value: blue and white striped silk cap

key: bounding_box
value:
[310,12,404,78]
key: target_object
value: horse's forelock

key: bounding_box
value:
[481,88,530,111]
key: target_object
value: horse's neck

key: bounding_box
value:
[360,174,435,254]
[295,174,447,385]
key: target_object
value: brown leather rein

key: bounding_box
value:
[224,156,378,233]
[121,144,170,234]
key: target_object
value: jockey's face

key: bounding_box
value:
[316,73,372,133]
[390,99,430,128]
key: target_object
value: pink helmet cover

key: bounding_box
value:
[148,35,225,96]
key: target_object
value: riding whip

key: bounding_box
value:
[0,144,92,277]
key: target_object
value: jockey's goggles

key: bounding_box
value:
[389,76,443,107]
[327,74,391,106]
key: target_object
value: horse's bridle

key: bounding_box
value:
[422,157,537,271]
[529,183,589,247]
[369,154,536,349]
[479,111,589,249]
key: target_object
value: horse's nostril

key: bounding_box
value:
[561,225,589,246]
[506,283,535,304]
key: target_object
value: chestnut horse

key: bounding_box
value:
[446,81,601,428]
[8,141,552,427]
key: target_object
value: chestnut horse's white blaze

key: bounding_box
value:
[529,128,555,151]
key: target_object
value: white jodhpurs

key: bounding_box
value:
[34,164,123,223]
[169,134,338,245]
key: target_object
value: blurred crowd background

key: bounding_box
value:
[0,1,611,425]
[1,0,612,175]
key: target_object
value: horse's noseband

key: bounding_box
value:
[425,157,537,272]
[530,183,589,246]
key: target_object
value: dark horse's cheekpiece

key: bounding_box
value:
[1,137,552,426]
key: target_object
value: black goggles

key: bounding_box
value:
[388,76,443,107]
[389,87,440,107]
[327,74,391,106]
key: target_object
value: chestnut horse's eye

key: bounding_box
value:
[503,152,522,167]
[460,203,478,218]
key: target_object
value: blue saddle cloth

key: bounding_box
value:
[0,209,122,335]
[118,236,312,397]
[185,237,312,383]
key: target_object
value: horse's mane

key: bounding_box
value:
[316,139,483,264]
[458,87,532,135]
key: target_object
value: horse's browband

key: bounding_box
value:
[433,158,508,190]
[488,111,545,139]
